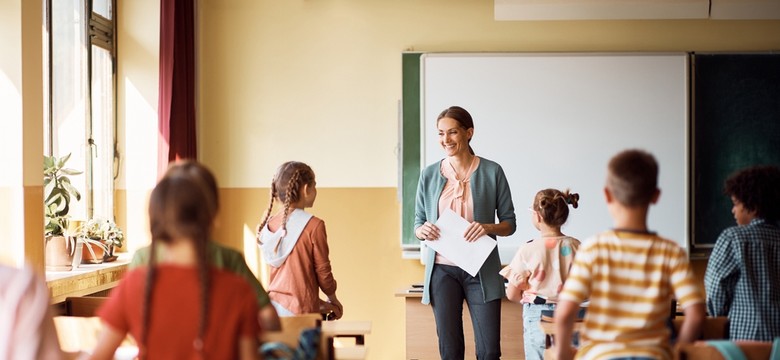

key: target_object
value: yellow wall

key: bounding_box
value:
[192,2,780,358]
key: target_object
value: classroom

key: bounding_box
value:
[2,1,780,359]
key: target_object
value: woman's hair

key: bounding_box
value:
[257,161,316,237]
[724,165,780,222]
[141,161,218,358]
[532,188,580,228]
[437,106,475,155]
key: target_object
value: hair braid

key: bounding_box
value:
[140,241,158,360]
[280,169,302,236]
[194,230,210,357]
[256,184,277,244]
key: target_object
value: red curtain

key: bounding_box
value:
[158,0,196,176]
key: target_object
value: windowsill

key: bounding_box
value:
[46,253,131,304]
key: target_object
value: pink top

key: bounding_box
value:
[499,235,580,303]
[435,156,480,265]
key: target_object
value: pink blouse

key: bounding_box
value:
[499,235,580,303]
[435,156,480,265]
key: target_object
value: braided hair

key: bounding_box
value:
[533,188,580,228]
[256,161,316,247]
[141,161,217,359]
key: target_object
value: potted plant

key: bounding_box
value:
[101,220,124,262]
[44,153,82,271]
[78,218,124,262]
[77,218,110,264]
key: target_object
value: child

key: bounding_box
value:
[554,149,705,360]
[256,161,343,319]
[500,188,581,360]
[130,160,281,331]
[90,163,260,360]
[704,165,780,341]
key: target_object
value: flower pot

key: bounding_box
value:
[45,235,76,271]
[103,244,118,262]
[81,240,106,264]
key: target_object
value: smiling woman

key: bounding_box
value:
[414,105,517,360]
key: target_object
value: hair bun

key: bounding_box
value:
[567,192,580,209]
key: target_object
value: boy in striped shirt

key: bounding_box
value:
[554,149,705,360]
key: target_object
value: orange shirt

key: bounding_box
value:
[265,215,338,314]
[98,265,259,359]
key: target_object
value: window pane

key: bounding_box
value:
[90,45,114,220]
[51,0,88,221]
[92,0,111,20]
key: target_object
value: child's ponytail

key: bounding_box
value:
[534,188,580,228]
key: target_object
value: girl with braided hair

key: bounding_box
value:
[500,188,581,360]
[90,162,260,360]
[256,161,343,320]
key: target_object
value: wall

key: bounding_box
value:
[114,1,780,359]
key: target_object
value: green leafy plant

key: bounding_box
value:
[78,218,124,248]
[44,153,82,237]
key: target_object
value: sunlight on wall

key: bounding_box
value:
[123,78,158,189]
[0,70,22,187]
[121,78,158,252]
[243,223,268,283]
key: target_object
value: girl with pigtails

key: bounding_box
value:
[500,188,581,360]
[256,161,343,319]
[89,162,260,360]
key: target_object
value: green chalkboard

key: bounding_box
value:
[691,53,780,248]
[400,52,422,249]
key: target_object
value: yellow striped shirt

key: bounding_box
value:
[559,230,704,360]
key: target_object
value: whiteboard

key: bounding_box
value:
[421,53,689,262]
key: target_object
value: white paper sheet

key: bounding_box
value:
[423,209,497,277]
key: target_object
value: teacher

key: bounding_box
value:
[414,105,517,360]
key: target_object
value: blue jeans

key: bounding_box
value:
[522,303,557,360]
[430,264,501,360]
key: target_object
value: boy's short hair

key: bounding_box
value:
[724,165,780,222]
[606,149,659,207]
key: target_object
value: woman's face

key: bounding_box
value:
[437,117,473,157]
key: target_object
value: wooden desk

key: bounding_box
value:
[46,254,130,304]
[395,289,524,360]
[321,320,372,345]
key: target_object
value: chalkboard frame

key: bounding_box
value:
[690,52,780,251]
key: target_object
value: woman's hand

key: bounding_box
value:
[463,222,488,242]
[416,222,440,240]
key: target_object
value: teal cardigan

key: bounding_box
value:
[414,156,516,305]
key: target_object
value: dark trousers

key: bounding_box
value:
[430,264,501,360]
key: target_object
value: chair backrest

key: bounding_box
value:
[261,313,324,359]
[53,316,137,357]
[673,316,730,340]
[65,296,109,317]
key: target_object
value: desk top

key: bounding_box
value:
[395,287,423,298]
[322,320,372,336]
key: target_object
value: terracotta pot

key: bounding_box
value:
[81,240,106,264]
[45,235,76,271]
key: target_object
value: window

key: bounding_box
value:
[45,0,117,222]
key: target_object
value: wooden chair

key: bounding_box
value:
[672,316,730,340]
[53,316,137,359]
[64,296,109,317]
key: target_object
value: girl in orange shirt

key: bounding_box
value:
[256,161,343,319]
